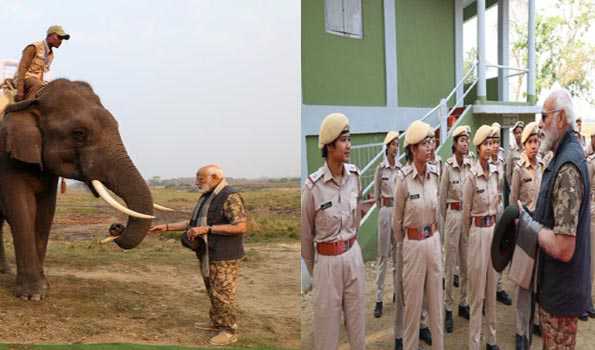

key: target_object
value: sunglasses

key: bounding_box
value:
[541,109,561,122]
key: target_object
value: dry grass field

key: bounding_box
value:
[0,183,300,350]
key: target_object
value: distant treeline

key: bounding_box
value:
[146,176,299,191]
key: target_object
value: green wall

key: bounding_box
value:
[396,0,455,107]
[301,0,387,106]
[464,77,500,105]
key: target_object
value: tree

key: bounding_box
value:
[511,0,595,102]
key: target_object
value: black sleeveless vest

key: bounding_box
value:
[534,129,591,316]
[199,186,245,261]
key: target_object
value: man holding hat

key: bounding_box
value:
[14,25,70,102]
[301,113,365,350]
[497,90,591,349]
[440,125,472,332]
[489,122,513,306]
[508,121,544,349]
[505,121,525,188]
[393,120,444,350]
[372,131,401,320]
[463,125,501,350]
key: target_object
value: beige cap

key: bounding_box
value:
[474,125,494,146]
[490,122,501,138]
[404,120,432,147]
[452,125,470,138]
[384,131,399,145]
[512,121,525,131]
[521,121,540,144]
[318,113,349,149]
[47,25,70,40]
[577,116,583,122]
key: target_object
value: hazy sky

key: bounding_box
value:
[0,1,300,179]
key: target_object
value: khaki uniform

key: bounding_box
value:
[505,145,523,186]
[440,155,472,312]
[393,163,444,350]
[509,154,544,337]
[301,162,365,350]
[373,159,401,304]
[15,41,53,100]
[463,160,499,350]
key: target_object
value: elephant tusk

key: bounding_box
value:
[100,235,119,244]
[154,203,175,212]
[91,180,155,219]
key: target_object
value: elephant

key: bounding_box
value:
[0,78,158,300]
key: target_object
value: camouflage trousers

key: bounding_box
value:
[538,305,578,350]
[207,259,240,333]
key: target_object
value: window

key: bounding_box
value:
[324,0,363,39]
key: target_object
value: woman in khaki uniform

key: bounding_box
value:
[462,125,500,350]
[440,125,472,332]
[393,120,444,350]
[490,122,513,306]
[509,121,543,348]
[301,113,365,350]
[373,131,401,319]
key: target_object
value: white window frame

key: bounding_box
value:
[324,0,363,39]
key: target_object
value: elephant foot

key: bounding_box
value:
[15,274,48,301]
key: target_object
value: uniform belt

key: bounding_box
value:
[473,215,496,227]
[316,236,357,256]
[448,202,462,210]
[406,223,437,241]
[381,197,394,207]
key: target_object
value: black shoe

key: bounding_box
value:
[394,338,402,350]
[374,301,383,318]
[515,334,527,350]
[533,324,542,337]
[579,312,588,321]
[458,304,470,320]
[486,344,500,350]
[454,274,459,288]
[419,327,432,346]
[496,290,512,305]
[445,310,453,333]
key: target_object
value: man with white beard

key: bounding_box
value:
[507,89,591,349]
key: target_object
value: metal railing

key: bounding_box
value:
[357,63,479,227]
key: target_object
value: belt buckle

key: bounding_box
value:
[422,225,431,239]
[486,216,493,226]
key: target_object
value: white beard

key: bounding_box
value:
[540,126,560,154]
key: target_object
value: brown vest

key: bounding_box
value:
[22,41,53,82]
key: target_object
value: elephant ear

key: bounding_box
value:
[0,99,42,167]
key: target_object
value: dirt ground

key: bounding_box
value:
[301,261,595,349]
[0,187,300,349]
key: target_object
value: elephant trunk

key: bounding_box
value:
[100,155,153,250]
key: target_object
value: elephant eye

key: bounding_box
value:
[72,129,87,143]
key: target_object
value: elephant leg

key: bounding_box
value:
[34,176,58,271]
[0,218,11,273]
[5,186,47,300]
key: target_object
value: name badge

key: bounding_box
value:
[382,177,389,181]
[476,189,485,194]
[320,201,332,210]
[523,178,532,183]
[409,194,420,200]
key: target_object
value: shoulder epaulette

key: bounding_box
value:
[587,154,595,162]
[305,168,324,188]
[427,163,439,175]
[346,163,360,175]
[446,157,456,166]
[400,164,413,177]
